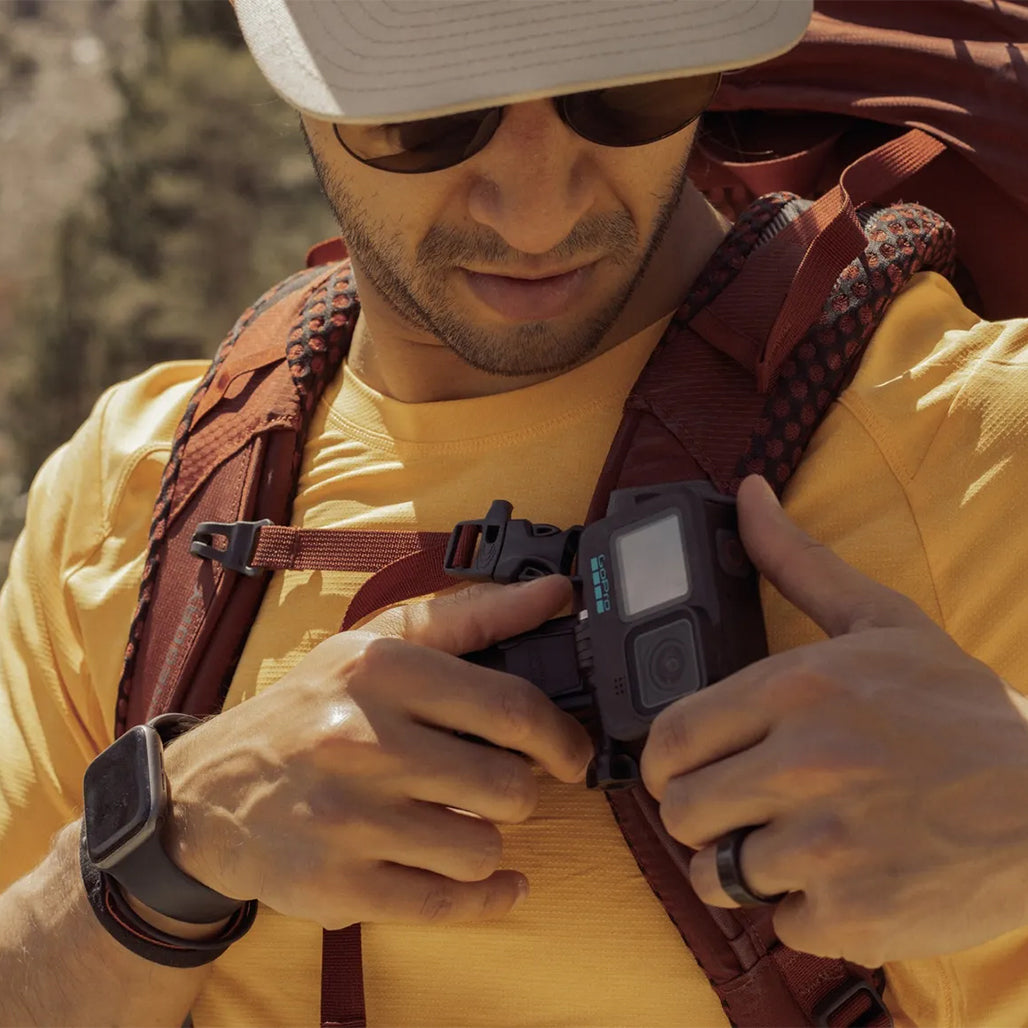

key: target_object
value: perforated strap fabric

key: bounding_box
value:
[761,129,945,389]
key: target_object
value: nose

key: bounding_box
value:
[464,100,596,257]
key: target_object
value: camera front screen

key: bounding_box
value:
[613,511,690,618]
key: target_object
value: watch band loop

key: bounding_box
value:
[80,821,258,968]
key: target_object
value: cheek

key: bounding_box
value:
[607,132,695,220]
[303,116,445,235]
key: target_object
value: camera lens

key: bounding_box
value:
[631,617,704,711]
[650,639,686,688]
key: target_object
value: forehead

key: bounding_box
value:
[236,0,811,124]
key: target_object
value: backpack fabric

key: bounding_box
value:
[689,0,1028,320]
[114,185,955,1027]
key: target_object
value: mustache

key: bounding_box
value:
[416,211,639,269]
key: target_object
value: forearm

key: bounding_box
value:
[0,821,212,1028]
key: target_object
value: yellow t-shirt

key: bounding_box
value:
[2,271,1027,1027]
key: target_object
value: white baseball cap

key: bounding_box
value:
[235,0,813,124]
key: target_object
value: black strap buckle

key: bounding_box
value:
[814,978,892,1027]
[189,519,272,577]
[444,499,582,584]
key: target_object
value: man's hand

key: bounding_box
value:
[640,474,1028,967]
[162,575,593,931]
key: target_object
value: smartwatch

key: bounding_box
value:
[82,713,243,924]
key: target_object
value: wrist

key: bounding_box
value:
[79,819,258,968]
[159,724,237,900]
[121,889,232,942]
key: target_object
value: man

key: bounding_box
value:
[2,1,1028,1026]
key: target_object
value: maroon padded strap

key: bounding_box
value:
[249,524,449,573]
[118,264,348,732]
[579,193,948,1026]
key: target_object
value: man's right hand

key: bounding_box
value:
[161,574,593,930]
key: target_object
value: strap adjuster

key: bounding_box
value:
[190,520,272,576]
[444,499,581,584]
[814,978,892,1027]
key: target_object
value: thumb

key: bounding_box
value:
[736,474,930,637]
[362,574,573,655]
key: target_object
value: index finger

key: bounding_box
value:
[360,638,593,784]
[365,575,574,655]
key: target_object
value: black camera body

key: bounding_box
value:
[446,481,767,788]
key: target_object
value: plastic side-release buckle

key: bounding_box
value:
[190,520,273,577]
[444,499,582,584]
[814,978,892,1028]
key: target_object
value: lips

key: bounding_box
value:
[461,264,595,321]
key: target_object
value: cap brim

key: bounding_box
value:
[236,0,813,123]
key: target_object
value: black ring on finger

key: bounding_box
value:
[715,826,787,907]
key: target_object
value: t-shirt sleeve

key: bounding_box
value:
[0,363,205,892]
[0,395,116,891]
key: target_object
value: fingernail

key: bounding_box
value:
[512,574,563,589]
[513,876,530,906]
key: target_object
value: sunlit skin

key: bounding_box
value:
[300,102,730,403]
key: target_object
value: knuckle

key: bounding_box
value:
[418,884,458,923]
[650,705,693,772]
[762,665,842,711]
[491,681,536,745]
[461,825,504,882]
[773,902,827,958]
[446,584,506,652]
[360,602,411,638]
[846,596,887,633]
[344,634,409,694]
[487,757,537,821]
[799,813,852,872]
[328,801,380,845]
[659,780,702,846]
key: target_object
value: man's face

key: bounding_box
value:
[301,98,700,378]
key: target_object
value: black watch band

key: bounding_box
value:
[83,713,245,924]
[79,822,258,968]
[112,714,242,923]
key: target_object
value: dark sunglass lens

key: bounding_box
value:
[335,107,502,173]
[562,73,721,147]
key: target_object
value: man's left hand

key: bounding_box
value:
[639,475,1028,967]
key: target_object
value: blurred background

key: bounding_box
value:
[0,0,335,583]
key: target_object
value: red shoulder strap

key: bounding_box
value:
[578,189,953,1028]
[115,263,358,733]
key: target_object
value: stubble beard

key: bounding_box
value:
[304,130,691,377]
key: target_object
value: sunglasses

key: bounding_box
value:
[333,72,721,174]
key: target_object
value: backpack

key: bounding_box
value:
[112,112,956,1024]
[689,0,1028,321]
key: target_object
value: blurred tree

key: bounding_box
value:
[5,0,332,481]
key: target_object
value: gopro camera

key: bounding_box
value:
[445,481,767,788]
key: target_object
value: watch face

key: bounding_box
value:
[83,726,161,867]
